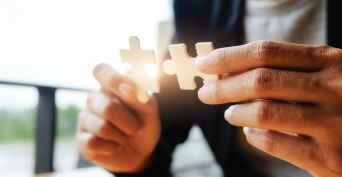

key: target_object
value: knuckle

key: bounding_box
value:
[309,45,341,69]
[262,131,277,154]
[212,80,227,102]
[103,98,121,118]
[254,101,271,125]
[86,136,99,151]
[327,47,342,61]
[122,121,140,136]
[213,48,230,66]
[98,121,112,137]
[252,40,275,64]
[248,68,271,95]
[311,45,335,60]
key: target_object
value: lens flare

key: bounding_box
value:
[145,64,157,78]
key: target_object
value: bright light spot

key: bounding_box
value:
[145,64,158,78]
[147,91,153,96]
[118,62,132,75]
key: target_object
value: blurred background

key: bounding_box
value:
[0,0,223,177]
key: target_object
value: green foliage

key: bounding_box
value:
[56,105,80,140]
[0,105,81,142]
[0,108,36,141]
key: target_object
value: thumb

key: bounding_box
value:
[93,63,158,117]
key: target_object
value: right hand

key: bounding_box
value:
[75,63,161,173]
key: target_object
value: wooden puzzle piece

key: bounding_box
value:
[120,36,160,103]
[163,43,218,90]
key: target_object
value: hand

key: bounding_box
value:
[195,40,342,177]
[75,64,161,173]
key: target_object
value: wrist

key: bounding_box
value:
[112,140,172,177]
[132,154,154,173]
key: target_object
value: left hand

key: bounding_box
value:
[195,40,342,177]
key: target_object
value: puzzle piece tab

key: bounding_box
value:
[163,43,218,90]
[120,36,160,103]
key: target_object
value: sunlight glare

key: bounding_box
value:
[118,62,132,74]
[145,64,158,78]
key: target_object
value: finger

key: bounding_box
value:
[93,63,136,98]
[80,111,129,145]
[93,63,158,114]
[195,40,332,74]
[243,127,322,172]
[76,131,119,156]
[87,91,141,135]
[198,68,325,104]
[225,101,328,136]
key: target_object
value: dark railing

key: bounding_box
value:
[0,81,91,174]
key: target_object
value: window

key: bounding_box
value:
[54,89,88,172]
[0,84,38,177]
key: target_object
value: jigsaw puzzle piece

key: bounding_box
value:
[163,60,175,75]
[136,86,149,104]
[194,43,218,84]
[163,42,218,90]
[120,36,160,103]
[195,43,213,57]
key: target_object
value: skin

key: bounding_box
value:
[195,40,342,177]
[75,63,161,173]
[76,40,342,176]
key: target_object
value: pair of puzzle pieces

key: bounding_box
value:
[120,36,218,103]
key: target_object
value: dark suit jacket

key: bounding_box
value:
[115,0,342,176]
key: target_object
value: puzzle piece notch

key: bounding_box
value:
[120,36,160,103]
[163,42,218,90]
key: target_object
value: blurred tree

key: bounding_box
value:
[56,105,80,140]
[0,105,80,141]
[0,108,36,141]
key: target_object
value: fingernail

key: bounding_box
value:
[243,127,250,135]
[195,56,211,71]
[118,83,133,97]
[224,105,236,121]
[198,86,210,102]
